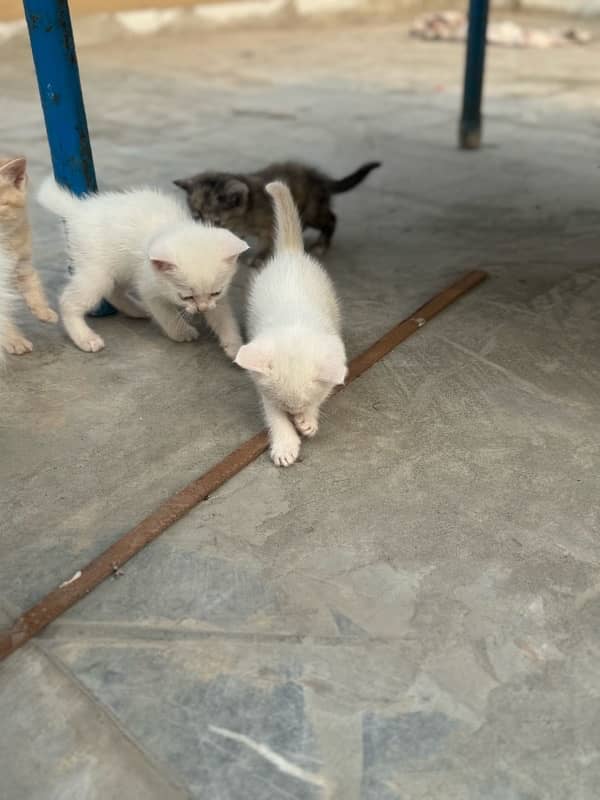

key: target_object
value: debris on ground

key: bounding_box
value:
[410,12,592,47]
[59,570,82,588]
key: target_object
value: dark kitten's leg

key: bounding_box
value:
[309,208,337,257]
[247,239,273,268]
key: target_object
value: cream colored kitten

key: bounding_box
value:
[37,177,248,355]
[0,157,58,356]
[235,182,347,467]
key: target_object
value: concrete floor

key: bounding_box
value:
[1,15,600,800]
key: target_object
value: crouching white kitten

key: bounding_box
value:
[235,181,347,467]
[37,177,248,355]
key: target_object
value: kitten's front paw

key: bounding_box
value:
[270,432,301,467]
[75,333,105,353]
[169,325,199,343]
[4,333,33,355]
[36,306,59,324]
[294,412,319,438]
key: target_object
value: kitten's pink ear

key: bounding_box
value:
[220,231,250,261]
[0,157,27,190]
[318,360,347,386]
[151,259,176,273]
[234,342,273,375]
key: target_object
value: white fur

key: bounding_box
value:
[0,241,15,366]
[37,177,248,354]
[235,181,347,467]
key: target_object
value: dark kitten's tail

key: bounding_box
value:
[330,161,381,194]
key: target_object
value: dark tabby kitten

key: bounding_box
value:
[174,160,381,265]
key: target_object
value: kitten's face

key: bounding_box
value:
[262,360,334,415]
[236,333,347,414]
[174,173,250,229]
[0,157,27,224]
[148,222,248,312]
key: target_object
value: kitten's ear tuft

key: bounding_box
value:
[150,258,177,273]
[318,358,347,386]
[234,342,273,376]
[173,177,192,192]
[0,157,27,190]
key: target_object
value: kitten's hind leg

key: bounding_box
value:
[15,260,58,323]
[3,320,33,355]
[263,396,301,467]
[204,299,242,360]
[108,288,149,319]
[145,297,199,343]
[60,272,112,352]
[247,238,272,268]
[309,209,337,258]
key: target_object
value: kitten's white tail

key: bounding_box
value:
[37,175,82,217]
[265,181,304,254]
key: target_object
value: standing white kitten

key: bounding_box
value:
[37,178,248,355]
[235,181,347,467]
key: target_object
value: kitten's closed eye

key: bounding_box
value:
[210,291,221,297]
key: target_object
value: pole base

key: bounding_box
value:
[459,121,482,150]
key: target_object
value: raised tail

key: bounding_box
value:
[330,161,381,194]
[37,175,82,217]
[265,181,304,254]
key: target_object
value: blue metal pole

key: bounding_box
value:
[22,0,115,316]
[459,0,490,150]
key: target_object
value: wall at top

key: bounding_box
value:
[2,0,599,25]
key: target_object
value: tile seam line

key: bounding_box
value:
[16,639,193,799]
[40,625,417,646]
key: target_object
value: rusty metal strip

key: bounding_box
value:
[0,269,487,662]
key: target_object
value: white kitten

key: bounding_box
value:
[37,177,248,355]
[235,181,347,467]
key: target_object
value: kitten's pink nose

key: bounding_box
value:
[196,302,209,312]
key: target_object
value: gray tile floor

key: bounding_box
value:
[1,15,599,799]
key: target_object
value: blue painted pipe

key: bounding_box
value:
[459,0,490,150]
[22,0,115,316]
